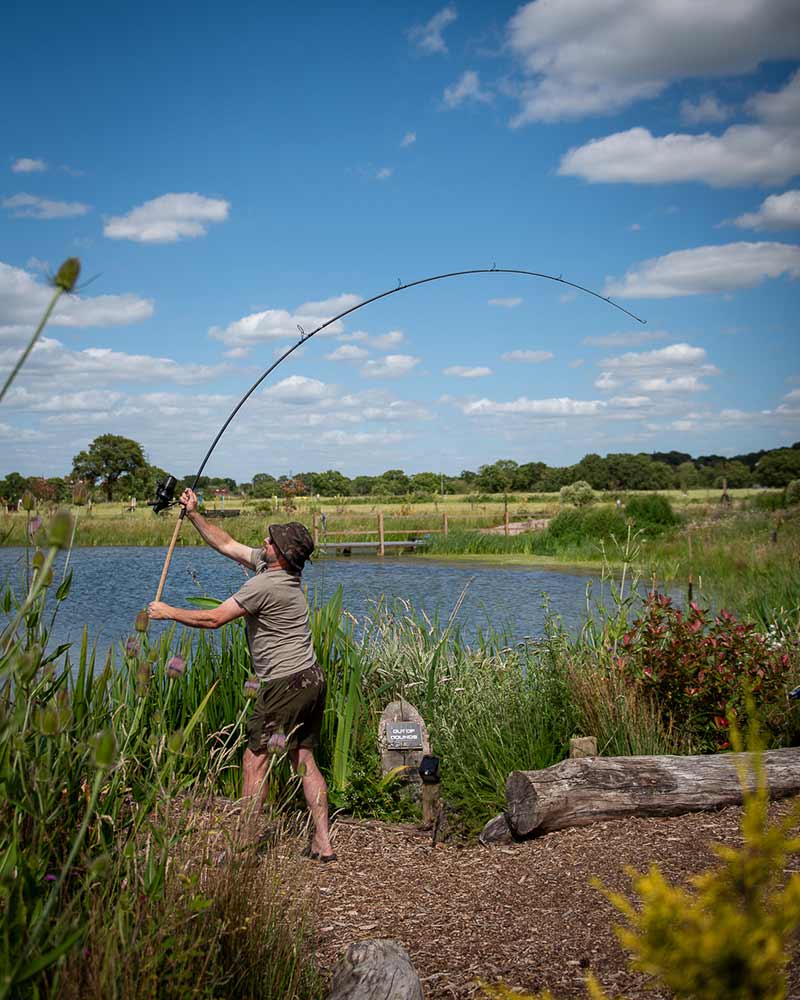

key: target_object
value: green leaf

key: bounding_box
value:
[16,926,84,982]
[187,596,222,608]
[55,571,73,602]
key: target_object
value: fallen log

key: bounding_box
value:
[506,747,800,838]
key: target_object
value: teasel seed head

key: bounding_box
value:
[54,257,81,293]
[166,655,186,679]
[134,609,149,632]
[244,675,260,698]
[49,510,74,549]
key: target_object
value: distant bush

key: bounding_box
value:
[625,493,678,533]
[785,480,800,506]
[559,481,595,507]
[751,490,786,512]
[546,507,627,547]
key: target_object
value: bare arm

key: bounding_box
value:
[147,595,246,629]
[180,488,253,567]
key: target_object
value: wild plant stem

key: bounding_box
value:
[0,285,65,404]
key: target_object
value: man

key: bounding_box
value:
[147,487,334,861]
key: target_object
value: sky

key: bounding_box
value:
[1,0,799,483]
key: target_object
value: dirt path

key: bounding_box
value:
[298,798,800,999]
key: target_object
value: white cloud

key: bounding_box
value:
[732,190,800,230]
[507,1,800,124]
[583,330,667,347]
[263,375,332,404]
[409,5,457,55]
[464,396,605,416]
[680,94,732,125]
[443,365,492,377]
[568,358,585,368]
[371,330,405,350]
[319,429,409,447]
[0,337,227,389]
[11,158,46,173]
[605,242,800,298]
[629,223,642,232]
[608,395,651,408]
[325,344,369,362]
[360,354,420,378]
[488,297,522,308]
[401,132,417,147]
[0,261,153,340]
[104,192,230,243]
[595,342,719,396]
[376,167,394,180]
[600,343,708,370]
[559,72,800,187]
[637,375,709,392]
[443,71,492,108]
[210,293,362,348]
[500,349,553,363]
[3,193,90,219]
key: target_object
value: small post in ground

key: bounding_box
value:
[378,511,385,556]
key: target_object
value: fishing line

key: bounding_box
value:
[152,266,645,599]
[189,266,645,488]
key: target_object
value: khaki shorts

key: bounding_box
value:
[246,663,325,753]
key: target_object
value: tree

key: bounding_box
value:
[755,449,800,487]
[312,470,352,496]
[72,435,146,502]
[350,475,375,496]
[572,453,609,491]
[512,462,548,491]
[410,472,441,494]
[675,460,700,491]
[475,459,518,493]
[0,472,30,502]
[371,469,410,495]
[251,473,280,498]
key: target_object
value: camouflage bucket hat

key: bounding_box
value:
[269,522,314,572]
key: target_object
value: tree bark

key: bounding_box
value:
[506,747,800,838]
[327,939,423,1000]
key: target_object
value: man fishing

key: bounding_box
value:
[147,487,335,861]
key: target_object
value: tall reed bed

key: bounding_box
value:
[1,519,321,999]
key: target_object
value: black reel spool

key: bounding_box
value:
[150,475,178,513]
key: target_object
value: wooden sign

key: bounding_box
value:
[385,721,423,750]
[378,700,430,783]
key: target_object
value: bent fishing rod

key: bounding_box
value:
[151,266,646,600]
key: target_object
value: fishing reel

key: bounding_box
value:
[150,475,178,513]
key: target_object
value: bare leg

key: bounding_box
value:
[290,747,332,856]
[241,747,271,827]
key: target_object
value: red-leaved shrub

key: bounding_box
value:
[615,593,793,751]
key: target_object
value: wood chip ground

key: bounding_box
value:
[286,798,800,1000]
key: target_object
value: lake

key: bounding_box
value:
[1,546,619,658]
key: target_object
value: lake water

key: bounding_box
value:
[0,546,615,658]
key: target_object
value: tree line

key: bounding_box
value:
[2,434,800,505]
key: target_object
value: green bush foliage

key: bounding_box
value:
[546,507,627,546]
[559,481,595,507]
[786,479,800,506]
[751,490,786,511]
[625,493,678,533]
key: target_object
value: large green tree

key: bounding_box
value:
[72,434,146,502]
[755,449,800,487]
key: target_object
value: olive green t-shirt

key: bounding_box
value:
[232,548,317,682]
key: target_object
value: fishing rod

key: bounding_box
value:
[151,265,646,600]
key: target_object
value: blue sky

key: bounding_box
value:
[1,0,799,481]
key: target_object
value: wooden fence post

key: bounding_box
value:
[312,511,319,548]
[504,505,509,537]
[378,511,385,556]
[442,512,448,536]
